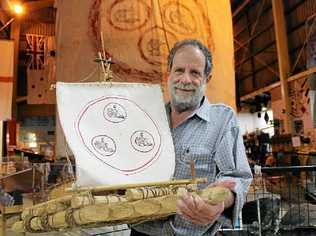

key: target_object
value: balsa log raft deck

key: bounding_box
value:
[12,178,233,233]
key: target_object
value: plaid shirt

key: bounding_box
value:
[133,97,252,236]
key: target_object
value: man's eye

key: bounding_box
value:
[191,71,200,77]
[175,69,183,74]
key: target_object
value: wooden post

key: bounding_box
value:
[246,11,257,90]
[10,18,21,119]
[272,0,293,134]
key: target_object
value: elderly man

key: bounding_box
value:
[131,39,252,236]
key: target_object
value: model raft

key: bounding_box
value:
[12,178,233,233]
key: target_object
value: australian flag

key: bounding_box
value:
[26,34,45,70]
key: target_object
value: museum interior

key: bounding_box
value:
[0,0,316,235]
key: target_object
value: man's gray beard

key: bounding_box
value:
[169,81,206,113]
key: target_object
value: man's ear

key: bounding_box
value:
[206,74,212,82]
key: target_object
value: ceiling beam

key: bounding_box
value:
[235,40,275,68]
[240,66,316,101]
[234,23,274,53]
[234,4,272,38]
[234,39,279,77]
[233,0,252,18]
[288,66,316,83]
[0,9,9,37]
[24,0,54,12]
[0,9,9,26]
[238,59,278,81]
[240,81,280,101]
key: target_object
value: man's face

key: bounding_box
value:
[168,45,207,112]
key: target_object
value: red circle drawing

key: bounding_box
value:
[130,130,155,153]
[76,96,162,175]
[91,135,116,156]
[138,26,178,66]
[162,2,197,35]
[103,102,127,123]
[108,0,151,31]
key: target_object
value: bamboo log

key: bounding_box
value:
[21,195,72,219]
[125,187,172,201]
[132,199,162,217]
[199,186,234,205]
[126,186,188,201]
[11,221,24,233]
[53,212,69,230]
[66,178,208,193]
[49,211,68,229]
[47,202,67,214]
[13,206,111,233]
[108,204,134,221]
[72,204,111,224]
[71,195,127,208]
[28,217,43,231]
[12,186,231,233]
[132,194,178,217]
[22,202,68,219]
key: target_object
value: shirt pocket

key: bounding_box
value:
[178,145,215,180]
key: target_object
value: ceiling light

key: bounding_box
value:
[13,4,24,15]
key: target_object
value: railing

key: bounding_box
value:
[219,165,316,236]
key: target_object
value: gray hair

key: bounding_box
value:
[167,39,213,80]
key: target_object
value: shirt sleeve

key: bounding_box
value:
[132,218,174,235]
[213,118,253,227]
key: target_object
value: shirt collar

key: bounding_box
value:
[166,96,211,123]
[194,96,211,122]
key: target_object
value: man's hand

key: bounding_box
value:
[208,179,236,190]
[176,180,236,225]
[176,193,224,225]
[208,180,236,208]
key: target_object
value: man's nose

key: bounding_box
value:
[178,73,192,84]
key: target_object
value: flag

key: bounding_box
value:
[26,34,45,70]
[27,69,49,104]
[26,35,56,104]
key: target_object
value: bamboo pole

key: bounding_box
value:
[65,178,208,193]
[125,187,173,201]
[71,195,127,208]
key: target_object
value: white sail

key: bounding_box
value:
[56,82,175,186]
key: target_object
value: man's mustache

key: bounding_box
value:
[173,83,197,90]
